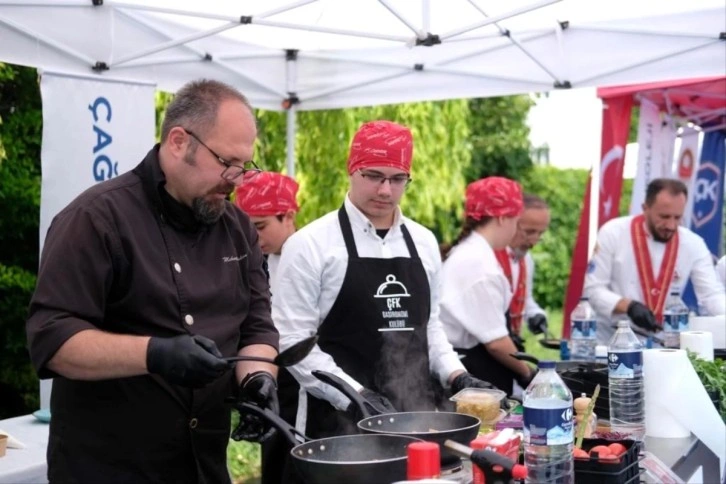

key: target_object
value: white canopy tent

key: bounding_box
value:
[1,0,724,175]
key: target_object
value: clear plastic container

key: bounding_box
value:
[450,388,507,426]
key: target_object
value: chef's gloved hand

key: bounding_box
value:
[527,314,549,335]
[346,388,397,420]
[232,371,279,443]
[626,301,659,332]
[451,372,494,394]
[146,334,228,388]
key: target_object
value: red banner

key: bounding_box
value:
[562,95,633,338]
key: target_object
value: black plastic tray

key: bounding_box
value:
[574,438,641,484]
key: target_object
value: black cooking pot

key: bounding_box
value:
[238,403,420,484]
[313,370,481,464]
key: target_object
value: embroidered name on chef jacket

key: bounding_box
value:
[374,274,413,331]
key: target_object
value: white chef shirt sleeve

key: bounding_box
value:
[689,237,726,316]
[584,222,623,318]
[447,273,511,345]
[272,231,362,411]
[717,256,726,285]
[421,233,466,387]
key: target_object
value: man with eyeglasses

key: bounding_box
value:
[26,79,279,483]
[494,194,551,352]
[269,120,493,450]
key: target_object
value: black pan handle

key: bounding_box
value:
[312,370,372,418]
[237,402,307,447]
[510,352,540,365]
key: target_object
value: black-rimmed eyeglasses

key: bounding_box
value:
[358,170,412,187]
[183,128,260,185]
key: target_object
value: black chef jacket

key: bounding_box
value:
[26,146,278,483]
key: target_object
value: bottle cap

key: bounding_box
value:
[537,361,556,369]
[407,441,440,479]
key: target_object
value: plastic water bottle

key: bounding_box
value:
[662,289,689,348]
[607,321,645,440]
[523,361,574,484]
[570,297,597,361]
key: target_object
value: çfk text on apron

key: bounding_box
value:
[304,206,434,439]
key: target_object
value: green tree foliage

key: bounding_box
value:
[522,166,588,310]
[522,168,634,311]
[0,63,42,416]
[466,95,535,181]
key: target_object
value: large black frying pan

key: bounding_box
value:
[238,403,420,484]
[313,370,480,464]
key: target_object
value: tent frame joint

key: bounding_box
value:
[203,53,213,61]
[559,20,569,30]
[719,32,725,40]
[286,49,298,61]
[415,32,441,47]
[240,16,252,25]
[92,61,109,72]
[282,93,300,110]
[91,0,103,6]
[554,80,572,89]
[414,63,424,71]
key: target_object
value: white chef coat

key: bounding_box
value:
[440,232,512,349]
[584,215,726,344]
[507,249,546,321]
[717,256,726,285]
[266,252,281,298]
[272,196,465,411]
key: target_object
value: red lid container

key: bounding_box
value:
[406,441,441,479]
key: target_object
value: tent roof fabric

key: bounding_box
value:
[0,0,724,111]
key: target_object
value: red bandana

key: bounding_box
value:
[235,171,299,216]
[630,214,679,323]
[465,177,524,220]
[347,120,413,175]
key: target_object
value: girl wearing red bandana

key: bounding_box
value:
[440,177,537,396]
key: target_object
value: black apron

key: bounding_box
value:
[455,312,518,397]
[305,207,434,439]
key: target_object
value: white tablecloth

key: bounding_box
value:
[0,415,49,484]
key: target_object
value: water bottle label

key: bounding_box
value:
[571,319,597,338]
[608,351,643,379]
[523,406,574,446]
[663,313,689,332]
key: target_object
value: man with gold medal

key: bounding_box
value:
[584,178,725,345]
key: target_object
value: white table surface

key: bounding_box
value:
[0,414,49,484]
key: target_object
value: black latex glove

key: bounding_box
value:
[146,334,228,388]
[451,372,494,394]
[527,314,548,335]
[346,388,397,420]
[232,371,279,443]
[510,333,526,353]
[626,301,659,332]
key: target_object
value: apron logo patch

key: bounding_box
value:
[375,274,413,331]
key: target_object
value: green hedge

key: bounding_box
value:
[522,168,633,312]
